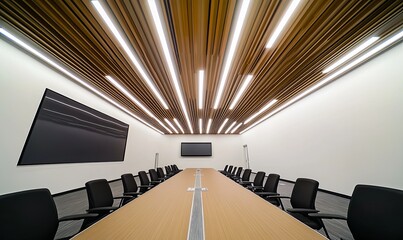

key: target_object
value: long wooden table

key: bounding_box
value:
[73,168,325,239]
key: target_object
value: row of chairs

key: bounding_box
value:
[219,165,403,240]
[0,164,181,240]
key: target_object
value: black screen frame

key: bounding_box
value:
[181,142,212,157]
[18,89,129,165]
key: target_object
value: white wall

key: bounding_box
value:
[241,42,403,195]
[158,135,244,170]
[0,38,163,195]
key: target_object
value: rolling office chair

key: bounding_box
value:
[269,178,327,238]
[157,167,170,180]
[240,171,265,189]
[219,165,229,174]
[255,174,281,206]
[138,171,160,193]
[309,185,403,240]
[225,166,237,177]
[233,168,251,182]
[149,169,165,182]
[229,167,243,180]
[85,179,132,224]
[121,173,142,204]
[0,188,98,240]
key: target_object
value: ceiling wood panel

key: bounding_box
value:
[1,0,402,134]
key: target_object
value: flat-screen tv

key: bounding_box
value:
[181,142,212,157]
[18,89,129,165]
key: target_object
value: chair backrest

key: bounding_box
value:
[149,169,159,181]
[347,184,403,240]
[290,178,319,209]
[263,173,280,192]
[235,167,243,177]
[157,167,165,178]
[223,165,228,172]
[85,179,114,209]
[253,171,266,187]
[227,165,233,174]
[242,169,252,181]
[121,173,138,193]
[231,167,238,175]
[138,171,150,185]
[165,166,172,175]
[0,188,59,240]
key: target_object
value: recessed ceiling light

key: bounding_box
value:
[225,121,237,134]
[164,118,178,134]
[206,118,212,134]
[213,0,251,109]
[242,30,403,134]
[266,0,300,48]
[199,118,203,134]
[244,99,278,124]
[217,118,229,134]
[91,1,168,109]
[231,123,243,133]
[229,75,253,110]
[323,37,379,73]
[148,0,193,134]
[173,118,185,134]
[0,27,164,134]
[198,70,204,109]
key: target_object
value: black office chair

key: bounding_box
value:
[230,167,243,180]
[219,165,229,174]
[240,171,265,189]
[226,166,237,177]
[172,164,182,172]
[149,169,164,182]
[121,173,142,202]
[0,188,98,240]
[269,178,326,237]
[234,168,251,182]
[157,167,170,180]
[255,174,281,206]
[85,179,131,222]
[226,165,233,176]
[309,184,403,240]
[138,171,159,193]
[165,166,175,176]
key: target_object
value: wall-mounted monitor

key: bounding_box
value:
[18,89,129,165]
[181,142,212,157]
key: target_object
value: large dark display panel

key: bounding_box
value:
[181,142,212,157]
[18,89,129,165]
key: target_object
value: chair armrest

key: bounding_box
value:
[124,192,141,197]
[239,181,253,185]
[268,195,290,199]
[252,186,264,191]
[87,206,118,213]
[59,213,99,222]
[287,208,319,214]
[308,213,347,220]
[150,181,161,184]
[139,185,151,188]
[256,192,279,197]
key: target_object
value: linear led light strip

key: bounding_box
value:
[0,27,164,134]
[91,1,168,110]
[106,76,172,133]
[206,119,212,134]
[198,70,204,109]
[241,30,403,134]
[229,75,253,110]
[225,121,237,134]
[199,119,203,134]
[173,118,185,134]
[148,0,193,133]
[266,0,300,48]
[164,118,178,134]
[244,99,278,124]
[213,0,251,109]
[217,118,229,134]
[231,122,243,133]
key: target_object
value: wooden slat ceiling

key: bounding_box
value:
[1,0,402,134]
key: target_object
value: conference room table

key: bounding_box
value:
[73,168,325,239]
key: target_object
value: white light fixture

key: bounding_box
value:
[206,118,212,134]
[106,76,172,133]
[148,0,193,134]
[231,122,243,133]
[266,0,300,48]
[198,70,204,109]
[229,74,253,109]
[242,30,403,134]
[0,27,164,134]
[217,118,229,134]
[164,118,178,134]
[199,118,203,134]
[213,0,251,109]
[323,37,379,73]
[244,99,278,124]
[225,121,237,134]
[173,118,185,134]
[92,1,168,109]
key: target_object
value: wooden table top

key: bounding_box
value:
[73,168,325,239]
